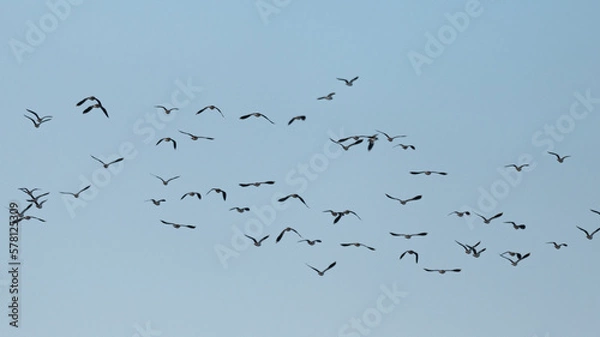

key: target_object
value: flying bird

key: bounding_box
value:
[340,242,375,251]
[475,212,503,224]
[298,239,322,246]
[576,226,600,240]
[504,221,526,230]
[239,112,275,124]
[385,193,422,205]
[207,188,227,201]
[178,130,214,141]
[423,268,461,274]
[14,215,46,224]
[160,219,196,229]
[375,130,406,142]
[239,181,275,187]
[24,109,52,128]
[505,164,529,172]
[146,199,166,206]
[230,207,250,213]
[245,234,270,247]
[332,210,361,224]
[410,170,447,176]
[469,245,486,258]
[60,185,91,198]
[180,192,202,200]
[330,138,364,151]
[546,242,568,249]
[547,151,570,163]
[306,262,336,276]
[399,250,419,264]
[317,92,335,100]
[500,252,530,266]
[337,76,359,86]
[91,155,124,169]
[152,174,180,186]
[278,194,309,207]
[366,134,378,151]
[77,96,108,118]
[448,211,471,217]
[196,105,224,117]
[390,232,428,239]
[154,105,178,114]
[393,144,416,150]
[156,137,177,149]
[26,197,48,209]
[275,227,302,243]
[288,115,306,125]
[455,240,480,254]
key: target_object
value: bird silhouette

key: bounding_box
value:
[196,105,224,117]
[547,151,570,163]
[24,109,52,128]
[60,185,91,198]
[288,115,306,125]
[399,250,419,263]
[239,112,274,124]
[385,193,422,205]
[156,137,177,149]
[306,262,336,276]
[155,105,178,114]
[91,155,124,169]
[317,92,335,100]
[278,194,309,207]
[245,234,270,246]
[475,212,503,224]
[337,76,359,86]
[152,174,180,186]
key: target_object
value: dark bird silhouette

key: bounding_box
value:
[278,194,309,208]
[366,134,378,151]
[152,174,180,186]
[26,197,48,209]
[298,239,322,246]
[146,199,166,206]
[455,240,480,254]
[239,112,275,124]
[390,232,428,239]
[424,268,461,274]
[77,96,108,118]
[230,207,250,213]
[546,242,568,249]
[156,137,177,149]
[448,211,471,217]
[547,151,570,163]
[239,181,275,187]
[275,227,302,243]
[410,170,447,176]
[196,105,224,117]
[399,250,419,263]
[504,221,526,230]
[393,144,416,150]
[160,219,196,229]
[330,138,364,151]
[337,76,359,86]
[317,92,335,100]
[306,261,336,276]
[245,234,269,247]
[376,130,406,142]
[24,109,52,128]
[505,164,529,172]
[91,155,124,169]
[207,188,227,201]
[14,215,46,224]
[332,210,361,224]
[181,192,202,200]
[178,130,214,141]
[475,212,503,224]
[500,252,530,266]
[288,115,306,125]
[385,193,422,205]
[576,226,600,240]
[340,242,375,251]
[469,245,486,258]
[60,185,91,198]
[155,105,178,114]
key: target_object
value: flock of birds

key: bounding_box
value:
[14,75,600,277]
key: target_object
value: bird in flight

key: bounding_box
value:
[288,115,306,125]
[146,199,166,206]
[385,193,422,205]
[154,105,178,114]
[424,268,461,274]
[330,138,364,151]
[376,130,406,142]
[504,221,526,230]
[410,170,447,176]
[448,211,471,217]
[239,181,275,187]
[245,234,270,247]
[14,215,46,224]
[24,109,52,128]
[329,210,361,224]
[156,137,177,150]
[180,192,202,200]
[455,240,480,254]
[317,92,335,100]
[278,193,309,208]
[340,242,375,251]
[547,151,570,163]
[91,155,124,169]
[394,144,416,150]
[546,242,567,249]
[77,96,108,118]
[178,130,214,141]
[306,261,336,276]
[469,245,486,258]
[399,250,419,263]
[576,226,600,240]
[337,76,359,86]
[60,185,91,198]
[26,196,48,209]
[298,239,322,246]
[196,105,224,117]
[230,207,250,213]
[275,227,302,243]
[500,252,530,266]
[390,232,428,239]
[239,112,275,124]
[160,219,196,229]
[505,163,529,172]
[475,212,503,224]
[152,174,180,186]
[366,134,379,151]
[207,188,227,201]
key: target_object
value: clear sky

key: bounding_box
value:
[1,1,599,337]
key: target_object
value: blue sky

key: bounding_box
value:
[1,1,599,337]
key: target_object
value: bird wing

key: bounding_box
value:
[261,114,275,124]
[375,130,390,139]
[24,115,37,125]
[409,195,423,202]
[26,109,41,120]
[416,232,428,236]
[297,195,309,207]
[166,176,180,183]
[275,230,286,243]
[76,97,91,106]
[100,105,109,118]
[78,185,91,194]
[576,226,589,235]
[385,193,400,201]
[333,214,342,224]
[324,261,337,272]
[590,209,600,216]
[547,151,559,158]
[239,114,251,120]
[197,106,208,114]
[244,235,258,244]
[410,171,423,175]
[90,155,106,165]
[156,139,164,146]
[278,195,290,202]
[591,227,600,236]
[108,157,124,165]
[160,220,176,226]
[306,264,320,273]
[490,212,503,220]
[258,235,270,243]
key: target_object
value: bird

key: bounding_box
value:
[154,105,178,114]
[180,192,202,200]
[455,240,479,254]
[196,105,224,117]
[340,242,375,251]
[576,226,600,240]
[156,137,177,149]
[333,210,361,224]
[82,103,109,118]
[448,211,471,217]
[14,215,46,224]
[245,234,269,247]
[275,227,302,243]
[399,250,419,263]
[501,251,519,257]
[337,76,359,86]
[207,188,227,201]
[146,199,166,206]
[385,193,422,205]
[334,135,371,143]
[26,197,48,209]
[390,232,428,239]
[547,151,570,163]
[546,242,568,249]
[424,268,461,274]
[91,155,124,169]
[288,115,306,125]
[298,239,322,246]
[60,185,91,198]
[500,252,530,266]
[152,174,180,186]
[230,207,250,213]
[331,138,364,151]
[393,144,416,150]
[278,194,309,207]
[504,221,526,230]
[375,130,406,142]
[306,262,336,276]
[239,112,275,124]
[178,130,214,141]
[239,181,275,187]
[410,170,447,176]
[24,109,52,128]
[366,134,378,151]
[505,164,529,172]
[317,92,335,100]
[475,212,503,224]
[160,219,196,229]
[469,245,486,258]
[76,95,107,117]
